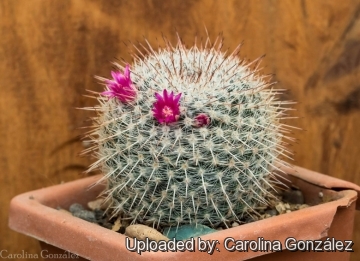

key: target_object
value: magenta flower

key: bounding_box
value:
[101,64,136,103]
[194,113,210,127]
[152,89,182,124]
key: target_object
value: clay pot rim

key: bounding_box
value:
[281,165,360,209]
[8,166,359,261]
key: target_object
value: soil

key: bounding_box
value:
[58,185,325,239]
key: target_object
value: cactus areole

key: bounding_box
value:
[88,37,294,229]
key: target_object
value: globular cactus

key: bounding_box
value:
[85,36,294,229]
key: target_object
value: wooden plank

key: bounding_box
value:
[1,0,359,259]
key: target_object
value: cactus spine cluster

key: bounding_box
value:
[85,36,294,229]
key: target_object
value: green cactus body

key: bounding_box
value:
[88,38,292,228]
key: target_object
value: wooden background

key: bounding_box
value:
[1,0,360,260]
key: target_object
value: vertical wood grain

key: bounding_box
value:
[1,0,359,260]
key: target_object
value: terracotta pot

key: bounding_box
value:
[8,166,360,261]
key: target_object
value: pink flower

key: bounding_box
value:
[101,64,136,102]
[194,113,210,127]
[152,89,182,124]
